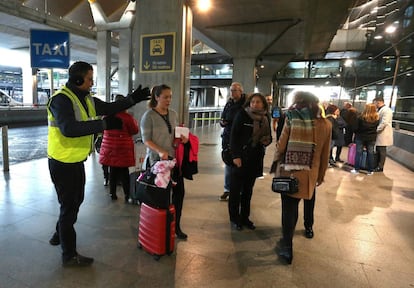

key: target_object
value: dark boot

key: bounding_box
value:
[175,225,188,240]
[175,214,187,239]
[277,238,293,264]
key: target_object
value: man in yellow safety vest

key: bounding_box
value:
[47,61,150,267]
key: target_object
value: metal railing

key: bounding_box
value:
[189,107,222,129]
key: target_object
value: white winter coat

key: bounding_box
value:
[375,105,393,146]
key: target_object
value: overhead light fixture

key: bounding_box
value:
[385,24,397,34]
[374,35,383,39]
[344,59,353,67]
[196,0,211,12]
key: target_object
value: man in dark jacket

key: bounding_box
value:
[47,61,150,267]
[219,82,246,201]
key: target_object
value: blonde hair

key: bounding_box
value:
[361,103,379,123]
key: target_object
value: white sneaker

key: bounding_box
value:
[367,171,374,176]
[350,169,359,174]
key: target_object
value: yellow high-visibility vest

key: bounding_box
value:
[47,86,97,163]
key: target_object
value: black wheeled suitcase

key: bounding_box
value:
[129,138,146,204]
[129,171,141,204]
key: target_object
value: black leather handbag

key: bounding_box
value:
[271,176,299,194]
[136,164,171,209]
[221,148,234,166]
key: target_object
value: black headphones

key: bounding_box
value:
[69,75,84,86]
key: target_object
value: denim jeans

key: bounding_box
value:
[354,138,376,172]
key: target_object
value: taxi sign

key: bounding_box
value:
[140,32,175,73]
[30,29,70,69]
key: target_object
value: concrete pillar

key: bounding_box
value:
[22,66,33,104]
[96,30,111,101]
[256,75,272,95]
[118,29,133,96]
[232,57,256,95]
[31,68,38,105]
[132,0,192,125]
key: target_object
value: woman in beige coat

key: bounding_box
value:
[274,91,331,264]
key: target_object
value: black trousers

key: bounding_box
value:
[172,175,185,229]
[228,165,257,224]
[109,166,130,197]
[102,165,109,180]
[281,190,316,247]
[49,158,85,261]
[376,146,387,169]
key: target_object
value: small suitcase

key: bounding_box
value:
[138,203,175,260]
[347,143,356,166]
[129,171,141,204]
[129,139,147,204]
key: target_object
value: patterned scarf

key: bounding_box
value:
[283,105,315,170]
[244,107,271,147]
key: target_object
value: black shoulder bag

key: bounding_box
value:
[271,176,299,194]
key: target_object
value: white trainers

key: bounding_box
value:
[367,171,374,176]
[350,169,359,174]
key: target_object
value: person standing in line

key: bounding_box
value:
[99,94,139,202]
[218,82,246,201]
[373,96,393,172]
[94,134,110,186]
[140,84,190,240]
[265,94,273,114]
[350,103,379,175]
[47,61,150,267]
[267,94,283,140]
[273,91,331,264]
[325,104,339,167]
[229,93,272,230]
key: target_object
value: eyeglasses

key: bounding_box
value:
[230,89,240,92]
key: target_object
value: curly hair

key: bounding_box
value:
[291,91,320,119]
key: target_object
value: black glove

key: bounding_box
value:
[103,115,123,130]
[129,85,151,104]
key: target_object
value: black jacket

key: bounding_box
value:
[353,117,379,142]
[48,82,134,138]
[220,94,246,148]
[230,109,271,176]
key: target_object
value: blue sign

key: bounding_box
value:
[30,29,70,68]
[140,32,175,73]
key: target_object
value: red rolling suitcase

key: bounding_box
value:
[138,203,175,260]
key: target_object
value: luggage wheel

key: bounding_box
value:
[153,255,161,261]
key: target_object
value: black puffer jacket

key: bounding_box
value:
[353,117,379,142]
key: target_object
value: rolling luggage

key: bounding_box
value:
[347,143,356,166]
[129,171,141,204]
[138,203,175,260]
[129,138,147,204]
